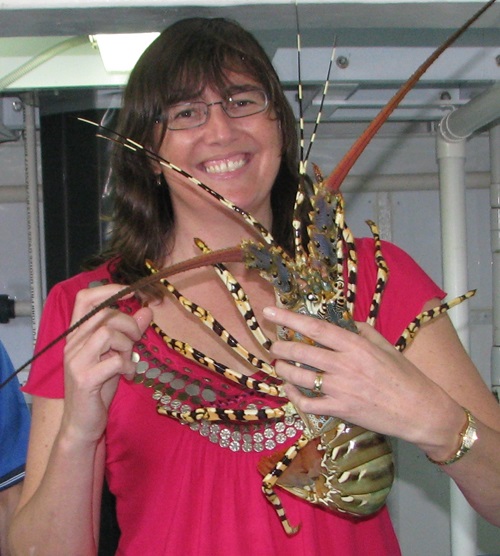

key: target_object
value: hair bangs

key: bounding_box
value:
[159,42,272,109]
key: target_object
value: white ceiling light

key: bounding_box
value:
[90,33,160,73]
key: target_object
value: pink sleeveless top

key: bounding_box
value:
[25,238,444,555]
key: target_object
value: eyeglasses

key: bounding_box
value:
[158,88,269,130]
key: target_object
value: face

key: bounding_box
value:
[155,74,283,228]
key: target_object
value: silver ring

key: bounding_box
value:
[312,372,324,394]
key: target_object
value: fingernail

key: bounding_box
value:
[263,306,277,318]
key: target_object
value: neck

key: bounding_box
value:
[165,195,273,266]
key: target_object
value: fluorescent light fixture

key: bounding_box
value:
[90,33,160,73]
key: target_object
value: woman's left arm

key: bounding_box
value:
[265,299,500,526]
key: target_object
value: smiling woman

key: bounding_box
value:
[7,12,500,556]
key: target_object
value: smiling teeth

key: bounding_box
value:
[205,158,245,174]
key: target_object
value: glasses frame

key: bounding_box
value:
[157,88,269,131]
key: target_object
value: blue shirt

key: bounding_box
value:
[0,340,31,491]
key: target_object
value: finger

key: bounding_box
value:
[282,382,326,414]
[263,306,357,352]
[274,358,324,390]
[73,321,136,363]
[134,306,153,334]
[66,323,140,387]
[270,340,334,377]
[66,307,145,355]
[70,284,136,326]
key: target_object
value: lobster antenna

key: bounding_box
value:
[291,1,309,259]
[295,1,306,176]
[294,2,336,174]
[292,2,336,259]
[303,37,336,170]
[79,118,278,247]
[0,246,244,391]
[325,0,497,192]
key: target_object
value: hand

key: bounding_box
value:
[263,305,448,443]
[62,285,152,443]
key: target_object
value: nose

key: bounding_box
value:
[203,101,236,142]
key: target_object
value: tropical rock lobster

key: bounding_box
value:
[4,0,495,535]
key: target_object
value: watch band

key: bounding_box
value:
[426,408,478,466]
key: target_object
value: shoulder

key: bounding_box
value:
[353,237,445,344]
[48,262,115,302]
[47,260,121,313]
[355,236,443,293]
[23,262,116,398]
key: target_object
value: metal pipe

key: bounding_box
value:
[0,185,43,203]
[490,123,500,402]
[13,300,32,318]
[22,94,44,342]
[436,136,476,556]
[439,82,500,143]
[436,80,500,555]
[0,36,88,92]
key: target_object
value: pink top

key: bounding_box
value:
[25,238,444,555]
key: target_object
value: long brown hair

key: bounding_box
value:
[103,18,300,290]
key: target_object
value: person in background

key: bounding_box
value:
[9,17,500,556]
[0,340,30,556]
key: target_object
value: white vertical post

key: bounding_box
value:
[490,124,500,402]
[23,93,44,342]
[436,135,476,556]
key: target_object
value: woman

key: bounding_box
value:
[9,17,500,555]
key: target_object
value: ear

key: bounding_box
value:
[147,123,167,175]
[149,158,163,175]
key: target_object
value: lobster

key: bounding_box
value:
[3,0,494,535]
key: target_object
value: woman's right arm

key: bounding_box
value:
[9,396,106,556]
[8,286,152,556]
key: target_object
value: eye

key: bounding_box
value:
[227,95,256,112]
[225,90,267,116]
[170,104,199,121]
[167,102,206,127]
[232,96,255,108]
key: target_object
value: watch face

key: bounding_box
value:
[463,426,478,450]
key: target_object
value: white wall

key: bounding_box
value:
[0,138,39,376]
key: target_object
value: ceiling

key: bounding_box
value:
[0,1,499,125]
[1,1,499,41]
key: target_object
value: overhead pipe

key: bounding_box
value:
[437,81,500,556]
[0,36,88,92]
[439,82,500,143]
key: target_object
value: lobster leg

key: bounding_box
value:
[150,322,283,397]
[194,238,273,351]
[261,433,311,535]
[157,402,288,424]
[365,220,389,326]
[146,262,274,376]
[395,290,476,351]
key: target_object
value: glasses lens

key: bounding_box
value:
[163,89,269,130]
[224,90,268,119]
[166,102,207,130]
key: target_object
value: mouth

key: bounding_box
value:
[203,155,247,175]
